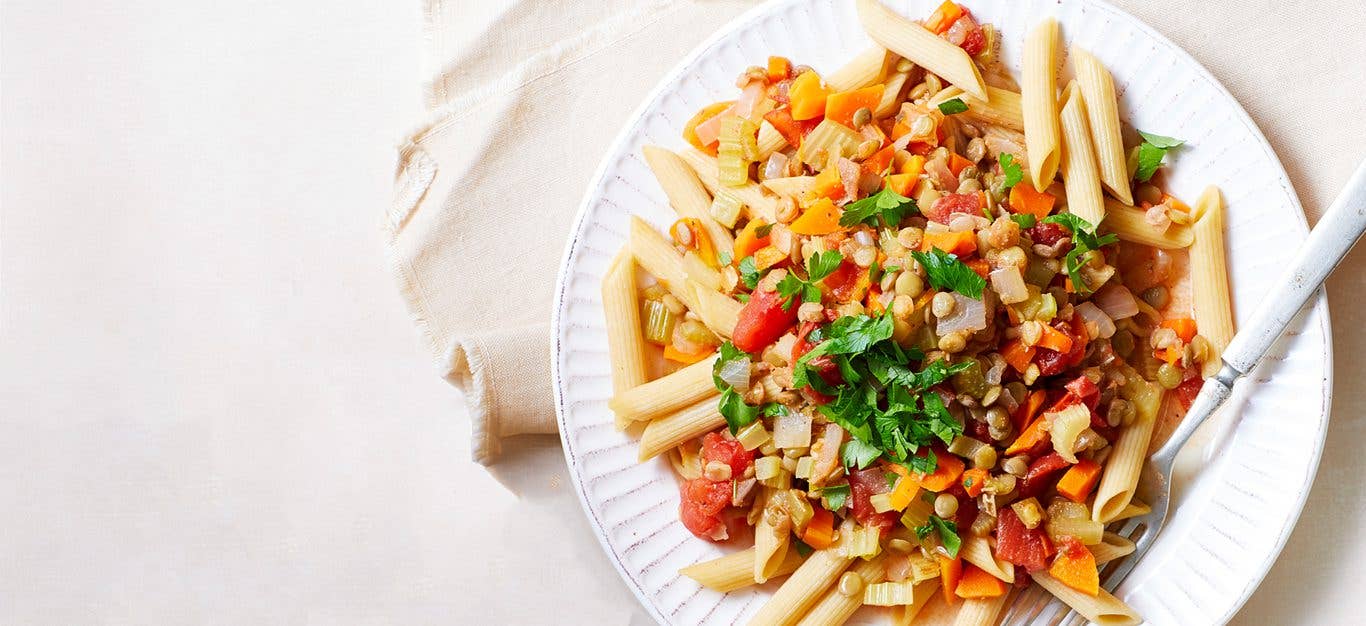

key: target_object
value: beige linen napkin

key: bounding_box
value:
[388,0,760,465]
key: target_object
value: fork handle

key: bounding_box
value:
[1151,157,1366,469]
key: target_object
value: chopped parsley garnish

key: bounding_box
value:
[1043,213,1119,295]
[718,251,733,266]
[938,98,969,115]
[910,248,986,299]
[1010,213,1036,229]
[839,187,917,229]
[755,223,775,238]
[738,255,762,289]
[1133,130,1186,183]
[841,439,883,471]
[915,515,962,557]
[818,484,851,511]
[999,153,1024,190]
[776,250,844,310]
[713,342,781,433]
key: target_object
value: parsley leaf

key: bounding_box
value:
[840,187,918,229]
[910,249,987,299]
[1043,213,1119,295]
[776,251,844,310]
[999,153,1024,190]
[818,484,851,510]
[1010,213,1036,229]
[1132,130,1186,183]
[1138,130,1186,149]
[916,515,962,557]
[793,540,814,557]
[907,449,937,474]
[807,250,844,281]
[755,223,774,238]
[938,98,969,115]
[841,438,883,470]
[718,251,733,266]
[718,387,761,434]
[738,256,762,289]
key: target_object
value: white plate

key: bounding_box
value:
[551,1,1332,623]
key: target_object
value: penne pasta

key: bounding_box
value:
[754,489,793,584]
[1091,532,1137,565]
[1102,198,1195,248]
[602,250,650,429]
[747,525,856,626]
[677,145,779,223]
[1093,393,1165,523]
[638,398,725,461]
[1022,18,1062,190]
[1058,80,1106,226]
[1111,500,1152,522]
[929,85,1024,132]
[1032,572,1142,626]
[793,555,887,626]
[960,534,1014,583]
[756,46,892,159]
[890,579,941,626]
[761,176,818,199]
[608,355,718,422]
[629,215,701,310]
[756,121,787,161]
[952,593,1012,626]
[1190,185,1234,376]
[683,251,724,292]
[681,547,805,593]
[875,62,915,118]
[1070,45,1134,205]
[688,280,742,338]
[643,145,736,252]
[855,0,987,99]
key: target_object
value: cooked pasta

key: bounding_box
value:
[609,5,1227,624]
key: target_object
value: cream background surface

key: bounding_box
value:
[1,0,1362,624]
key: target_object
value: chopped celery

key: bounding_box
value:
[640,299,676,345]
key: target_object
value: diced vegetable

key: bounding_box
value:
[764,106,820,148]
[735,422,771,451]
[1001,339,1036,374]
[955,564,1009,599]
[798,119,863,166]
[1056,459,1103,503]
[753,245,788,271]
[1048,404,1091,464]
[812,167,845,200]
[947,153,974,177]
[1019,452,1072,498]
[845,523,883,559]
[900,494,935,529]
[803,506,836,549]
[919,453,965,492]
[862,144,897,176]
[1008,181,1056,220]
[864,580,919,606]
[684,100,735,152]
[1048,536,1100,595]
[995,507,1054,571]
[717,117,760,187]
[789,198,843,235]
[885,173,916,196]
[920,229,978,256]
[732,287,799,352]
[664,343,715,364]
[939,555,963,603]
[1011,497,1045,529]
[767,56,791,82]
[788,71,831,121]
[887,475,922,511]
[709,193,745,229]
[733,219,771,261]
[773,409,813,449]
[1161,317,1198,342]
[1036,323,1074,353]
[925,1,966,34]
[825,84,885,128]
[960,468,989,497]
[900,154,927,177]
[641,299,677,345]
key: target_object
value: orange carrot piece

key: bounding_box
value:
[753,246,788,271]
[683,101,735,152]
[965,258,990,279]
[1005,412,1051,455]
[1001,339,1036,373]
[960,468,989,498]
[803,507,836,550]
[939,555,964,604]
[890,121,912,141]
[862,144,897,176]
[955,564,1009,599]
[766,56,791,82]
[1154,346,1182,365]
[733,220,771,261]
[900,154,926,178]
[1049,537,1100,595]
[947,153,974,178]
[813,167,845,200]
[885,173,916,197]
[925,1,965,34]
[1012,389,1047,434]
[1056,459,1103,503]
[919,454,965,492]
[788,71,830,121]
[1009,181,1057,220]
[888,475,922,510]
[663,343,716,364]
[1161,317,1198,342]
[1037,324,1074,353]
[789,198,843,235]
[825,85,885,128]
[920,230,978,256]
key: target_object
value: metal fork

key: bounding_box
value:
[1001,158,1366,626]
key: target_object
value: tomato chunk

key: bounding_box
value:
[1025,221,1071,249]
[924,192,982,224]
[703,432,754,477]
[1019,451,1072,499]
[733,288,798,353]
[995,507,1054,572]
[679,478,731,540]
[848,468,898,531]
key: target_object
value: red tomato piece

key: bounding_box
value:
[1034,347,1069,377]
[848,468,898,531]
[679,478,731,540]
[703,431,754,477]
[1025,221,1071,249]
[732,288,798,353]
[1019,451,1072,499]
[1175,373,1203,410]
[1063,375,1100,410]
[995,507,1055,572]
[924,192,983,224]
[824,260,862,303]
[960,24,986,56]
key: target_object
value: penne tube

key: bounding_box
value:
[1023,18,1062,190]
[1032,572,1142,626]
[747,524,857,626]
[1190,186,1234,376]
[677,145,778,223]
[754,489,793,584]
[1102,199,1194,248]
[761,176,818,199]
[855,0,987,99]
[1091,532,1137,565]
[756,46,891,159]
[794,555,887,626]
[681,548,805,593]
[1093,393,1165,523]
[683,252,723,292]
[875,63,915,118]
[638,397,725,461]
[688,280,742,338]
[960,534,1014,583]
[630,215,702,310]
[952,593,1012,626]
[891,579,941,626]
[929,85,1024,132]
[608,355,718,422]
[643,145,735,252]
[1058,81,1105,226]
[1111,499,1151,521]
[1070,45,1133,205]
[602,250,650,429]
[757,121,787,161]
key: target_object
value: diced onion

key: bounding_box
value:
[936,292,989,335]
[853,229,876,247]
[716,355,751,392]
[773,409,813,449]
[909,554,941,583]
[762,152,789,181]
[948,214,978,232]
[1011,497,1045,529]
[1046,516,1105,545]
[989,266,1029,304]
[1093,284,1140,319]
[871,492,897,514]
[735,81,766,120]
[1075,301,1116,339]
[794,456,814,479]
[732,477,757,507]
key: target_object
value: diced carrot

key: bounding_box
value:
[1005,305,1021,325]
[862,144,896,176]
[925,1,966,34]
[1037,323,1074,353]
[1005,412,1051,455]
[955,564,1009,599]
[1048,537,1099,596]
[803,507,836,550]
[663,343,716,364]
[764,106,814,148]
[1056,459,1103,503]
[900,154,926,178]
[1001,339,1036,373]
[890,121,912,141]
[813,167,845,200]
[1009,181,1057,220]
[766,56,791,82]
[789,198,843,235]
[947,153,974,177]
[866,286,886,314]
[1162,193,1192,214]
[885,173,916,196]
[670,218,718,267]
[1012,389,1047,435]
[733,220,771,261]
[919,230,978,256]
[788,71,830,121]
[683,101,735,152]
[888,475,922,511]
[960,468,989,498]
[919,453,965,492]
[753,246,788,271]
[1154,346,1182,365]
[939,556,963,604]
[824,84,884,128]
[965,258,990,279]
[1161,317,1198,342]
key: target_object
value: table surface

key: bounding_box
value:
[2,0,1363,624]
